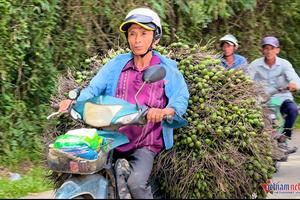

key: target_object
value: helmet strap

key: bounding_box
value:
[139,39,154,58]
[139,47,152,58]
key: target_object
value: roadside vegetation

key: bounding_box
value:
[0,165,53,199]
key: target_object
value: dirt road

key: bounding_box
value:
[21,190,55,199]
[267,130,300,199]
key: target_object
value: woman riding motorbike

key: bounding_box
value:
[75,7,189,199]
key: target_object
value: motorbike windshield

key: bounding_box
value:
[73,95,142,127]
[84,102,122,127]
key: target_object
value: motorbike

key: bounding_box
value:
[46,64,188,199]
[266,89,286,136]
[261,85,298,164]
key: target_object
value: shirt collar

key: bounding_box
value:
[221,53,237,68]
[122,59,135,72]
[274,56,280,66]
[262,56,280,69]
[122,54,160,72]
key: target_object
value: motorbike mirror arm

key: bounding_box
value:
[134,81,147,111]
[134,64,166,110]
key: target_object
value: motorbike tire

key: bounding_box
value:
[72,195,88,199]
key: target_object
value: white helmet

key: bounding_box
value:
[119,7,162,40]
[220,34,239,49]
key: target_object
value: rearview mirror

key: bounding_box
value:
[134,65,166,110]
[68,88,81,100]
[142,65,166,83]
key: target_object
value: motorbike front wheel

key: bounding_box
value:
[72,194,91,199]
[54,171,117,199]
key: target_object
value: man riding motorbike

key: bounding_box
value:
[74,7,189,199]
[249,36,300,154]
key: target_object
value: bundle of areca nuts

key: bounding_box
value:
[152,42,276,199]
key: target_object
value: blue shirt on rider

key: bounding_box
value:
[221,53,248,70]
[77,51,189,150]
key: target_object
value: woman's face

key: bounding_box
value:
[127,24,154,56]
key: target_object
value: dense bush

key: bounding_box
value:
[0,0,59,164]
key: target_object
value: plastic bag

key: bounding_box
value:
[54,128,105,150]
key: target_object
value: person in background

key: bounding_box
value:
[76,7,189,199]
[249,36,300,154]
[219,34,248,72]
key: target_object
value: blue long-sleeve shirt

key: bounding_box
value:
[221,54,248,70]
[77,51,189,149]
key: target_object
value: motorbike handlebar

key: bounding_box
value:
[276,87,289,93]
[163,115,174,122]
[261,87,290,104]
[46,112,60,120]
[47,99,75,120]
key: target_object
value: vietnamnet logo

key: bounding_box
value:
[262,180,300,194]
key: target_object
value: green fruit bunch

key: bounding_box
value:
[73,48,128,86]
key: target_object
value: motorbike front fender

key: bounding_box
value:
[55,174,108,199]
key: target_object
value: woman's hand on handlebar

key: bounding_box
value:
[47,99,74,120]
[58,99,74,112]
[147,107,175,123]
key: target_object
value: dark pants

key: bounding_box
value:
[280,99,299,138]
[114,148,156,199]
